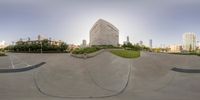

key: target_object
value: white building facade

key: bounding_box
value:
[169,44,182,53]
[183,32,196,51]
[90,19,119,46]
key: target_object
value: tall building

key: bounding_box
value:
[149,39,152,48]
[38,35,46,41]
[139,40,143,46]
[90,19,119,46]
[183,32,196,51]
[127,36,130,43]
[81,39,87,48]
[38,35,41,41]
[124,36,130,45]
[28,37,31,41]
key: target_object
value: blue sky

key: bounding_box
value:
[0,0,200,47]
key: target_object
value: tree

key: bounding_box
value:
[189,44,192,52]
[60,43,68,52]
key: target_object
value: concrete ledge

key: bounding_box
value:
[0,62,46,73]
[70,49,105,59]
[171,67,200,73]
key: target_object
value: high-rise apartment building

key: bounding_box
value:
[81,39,87,48]
[149,39,152,48]
[127,36,130,43]
[183,32,196,51]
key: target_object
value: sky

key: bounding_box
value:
[0,0,200,47]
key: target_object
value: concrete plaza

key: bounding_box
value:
[0,51,200,100]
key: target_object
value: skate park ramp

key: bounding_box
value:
[0,53,45,69]
[125,52,200,100]
[34,51,131,98]
[1,52,200,100]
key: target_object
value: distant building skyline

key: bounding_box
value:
[139,41,143,46]
[15,35,64,46]
[169,44,182,53]
[127,36,130,43]
[123,36,130,45]
[183,32,197,51]
[81,39,87,48]
[149,39,153,48]
[1,0,200,47]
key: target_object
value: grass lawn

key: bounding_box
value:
[110,49,140,58]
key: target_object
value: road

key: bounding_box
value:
[0,52,200,100]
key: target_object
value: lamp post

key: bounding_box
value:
[40,41,43,54]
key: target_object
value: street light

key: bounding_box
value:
[40,41,43,54]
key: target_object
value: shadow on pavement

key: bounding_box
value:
[171,67,200,73]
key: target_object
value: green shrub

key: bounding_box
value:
[91,45,121,49]
[196,53,200,56]
[110,49,140,58]
[0,52,6,56]
[72,47,100,54]
[4,41,68,53]
[122,43,150,51]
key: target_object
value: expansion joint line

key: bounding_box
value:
[9,55,15,69]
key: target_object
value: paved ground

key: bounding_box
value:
[0,52,200,100]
